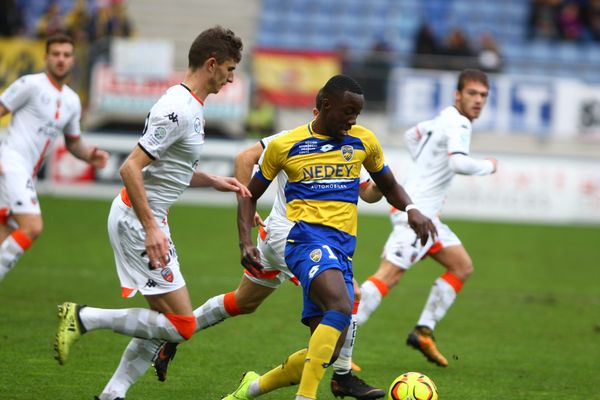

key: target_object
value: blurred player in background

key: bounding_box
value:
[356,69,498,367]
[52,26,249,400]
[224,75,436,400]
[0,32,109,282]
[152,96,386,399]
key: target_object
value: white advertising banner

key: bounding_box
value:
[89,65,250,122]
[361,148,600,225]
[389,68,600,141]
[40,136,600,225]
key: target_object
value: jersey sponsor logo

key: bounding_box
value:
[161,267,174,282]
[193,117,202,133]
[40,92,51,105]
[341,145,354,161]
[298,140,318,154]
[308,265,320,279]
[309,248,322,262]
[145,279,158,288]
[302,164,354,180]
[165,112,179,125]
[320,144,334,152]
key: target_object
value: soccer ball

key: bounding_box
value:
[388,372,439,400]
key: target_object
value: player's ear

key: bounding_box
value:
[205,57,216,73]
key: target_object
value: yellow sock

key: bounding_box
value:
[258,348,307,393]
[297,324,342,399]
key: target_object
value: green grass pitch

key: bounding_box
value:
[0,196,598,399]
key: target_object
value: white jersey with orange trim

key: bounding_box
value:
[0,73,81,176]
[108,83,204,297]
[135,84,205,219]
[392,105,493,223]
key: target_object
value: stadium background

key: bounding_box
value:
[0,1,599,399]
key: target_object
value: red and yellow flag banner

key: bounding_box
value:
[253,48,340,106]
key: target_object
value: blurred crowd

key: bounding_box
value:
[529,0,600,42]
[411,23,502,73]
[0,0,133,45]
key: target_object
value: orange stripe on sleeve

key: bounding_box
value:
[367,276,389,297]
[121,287,135,298]
[11,230,32,250]
[120,187,132,207]
[223,291,241,316]
[258,226,267,241]
[441,271,464,293]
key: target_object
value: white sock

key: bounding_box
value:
[332,314,357,374]
[98,338,160,399]
[194,294,231,331]
[79,307,185,342]
[355,280,383,326]
[248,379,261,397]
[0,234,27,280]
[417,277,457,330]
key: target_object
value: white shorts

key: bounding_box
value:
[244,221,296,289]
[382,216,461,270]
[0,150,41,215]
[108,195,186,298]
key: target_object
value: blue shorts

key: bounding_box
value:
[285,241,354,325]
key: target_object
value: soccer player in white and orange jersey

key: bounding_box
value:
[356,69,498,367]
[53,27,250,400]
[0,33,109,282]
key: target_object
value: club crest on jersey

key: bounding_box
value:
[309,248,322,262]
[341,145,354,161]
[161,267,174,282]
[153,127,167,141]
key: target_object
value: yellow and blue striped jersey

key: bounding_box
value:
[255,122,388,257]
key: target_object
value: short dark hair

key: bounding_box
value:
[188,26,243,69]
[321,75,363,103]
[457,69,489,91]
[45,33,74,53]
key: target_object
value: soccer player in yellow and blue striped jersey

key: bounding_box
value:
[230,75,437,400]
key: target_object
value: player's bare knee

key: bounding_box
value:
[449,258,473,281]
[21,222,43,241]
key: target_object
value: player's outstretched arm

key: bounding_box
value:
[64,136,109,168]
[234,142,263,185]
[237,176,269,276]
[189,172,251,197]
[234,141,265,226]
[359,180,383,203]
[120,146,169,269]
[449,153,497,175]
[372,169,437,245]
